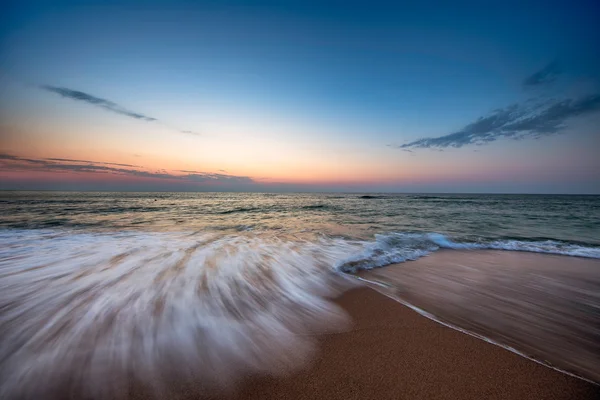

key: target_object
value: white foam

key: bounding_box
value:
[0,230,357,399]
[336,232,600,273]
[428,233,600,258]
[1,229,598,398]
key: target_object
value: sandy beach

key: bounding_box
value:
[206,286,599,400]
[3,194,599,400]
[356,250,600,383]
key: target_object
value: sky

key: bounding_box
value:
[0,0,599,193]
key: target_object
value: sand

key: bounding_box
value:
[356,250,600,383]
[226,287,599,400]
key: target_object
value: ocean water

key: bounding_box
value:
[1,192,599,397]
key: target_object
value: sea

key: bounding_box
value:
[1,191,599,397]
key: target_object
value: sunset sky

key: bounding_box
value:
[1,1,599,193]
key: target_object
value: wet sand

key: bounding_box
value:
[227,286,599,400]
[356,250,600,383]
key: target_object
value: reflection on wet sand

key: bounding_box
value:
[357,250,600,383]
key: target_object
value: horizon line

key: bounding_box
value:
[1,189,598,196]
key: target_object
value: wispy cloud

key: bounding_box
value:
[392,62,600,150]
[523,61,562,87]
[41,86,157,122]
[45,157,141,168]
[0,154,254,185]
[40,86,200,136]
[180,130,201,136]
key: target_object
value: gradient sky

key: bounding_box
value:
[1,0,599,193]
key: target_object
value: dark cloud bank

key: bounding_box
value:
[0,154,253,185]
[40,86,200,136]
[393,62,600,150]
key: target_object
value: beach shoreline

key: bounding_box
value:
[355,250,600,384]
[199,285,599,400]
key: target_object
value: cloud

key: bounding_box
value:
[392,61,600,150]
[180,130,201,136]
[0,154,254,185]
[45,157,140,168]
[41,86,157,122]
[523,61,562,87]
[186,173,252,184]
[394,94,600,150]
[40,86,200,136]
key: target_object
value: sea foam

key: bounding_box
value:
[0,230,355,399]
[1,229,599,398]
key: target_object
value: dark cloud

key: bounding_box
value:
[394,94,600,150]
[0,154,254,185]
[40,86,200,136]
[392,60,600,151]
[46,157,140,168]
[41,86,157,122]
[523,61,562,87]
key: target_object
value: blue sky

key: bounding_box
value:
[1,0,599,192]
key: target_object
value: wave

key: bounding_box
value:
[0,230,357,399]
[301,204,338,210]
[214,204,337,214]
[427,234,600,259]
[1,229,598,397]
[216,206,263,215]
[336,232,600,272]
[408,195,447,200]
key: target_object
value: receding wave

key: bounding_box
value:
[1,229,599,398]
[0,230,357,399]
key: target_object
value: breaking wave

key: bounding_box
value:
[1,228,599,398]
[336,232,600,272]
[427,233,600,259]
[0,230,357,399]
